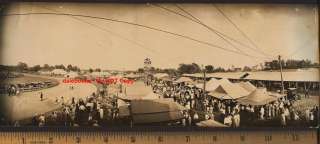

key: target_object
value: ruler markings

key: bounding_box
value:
[0,130,317,144]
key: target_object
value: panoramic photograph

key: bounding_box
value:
[0,3,318,128]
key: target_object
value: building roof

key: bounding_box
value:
[184,68,319,82]
[51,69,67,75]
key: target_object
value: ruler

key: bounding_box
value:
[0,129,318,144]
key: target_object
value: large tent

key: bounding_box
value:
[208,81,250,100]
[90,71,111,77]
[236,81,256,93]
[174,77,193,84]
[125,73,141,78]
[237,88,278,106]
[196,78,235,92]
[196,119,228,127]
[39,70,51,75]
[195,78,220,91]
[65,71,79,78]
[141,92,160,100]
[153,73,169,79]
[130,99,186,124]
[118,99,130,118]
[51,69,67,75]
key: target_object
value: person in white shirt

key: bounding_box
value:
[224,115,232,127]
[280,112,286,127]
[260,107,265,120]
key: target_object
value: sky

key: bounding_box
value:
[1,3,318,70]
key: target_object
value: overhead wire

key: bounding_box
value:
[172,4,266,62]
[213,4,273,58]
[2,12,258,58]
[173,4,273,60]
[151,3,270,60]
[38,6,158,55]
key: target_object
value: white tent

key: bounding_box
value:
[174,77,193,84]
[51,69,67,75]
[195,78,220,91]
[125,73,141,78]
[237,88,278,105]
[39,70,51,75]
[196,78,233,92]
[208,81,250,100]
[196,119,228,127]
[154,73,169,79]
[236,81,256,93]
[141,92,160,100]
[90,71,111,77]
[65,71,79,78]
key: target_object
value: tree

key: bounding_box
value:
[89,68,93,73]
[29,65,41,72]
[95,68,101,72]
[67,64,73,71]
[43,64,50,70]
[177,63,201,74]
[17,62,28,72]
[205,65,214,73]
[55,64,66,70]
[213,67,225,72]
[243,66,252,72]
[137,68,144,73]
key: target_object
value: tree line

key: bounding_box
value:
[137,59,319,75]
[264,59,319,70]
[0,62,81,72]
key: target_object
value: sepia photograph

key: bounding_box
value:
[0,2,318,128]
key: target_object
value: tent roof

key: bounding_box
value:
[130,99,186,114]
[141,92,160,100]
[237,88,277,105]
[160,76,172,81]
[183,68,319,82]
[154,73,169,79]
[208,82,250,100]
[125,73,141,78]
[236,81,256,93]
[132,111,184,124]
[175,77,193,83]
[196,120,228,127]
[195,78,228,91]
[51,69,67,74]
[90,71,111,77]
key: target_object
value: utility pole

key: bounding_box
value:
[202,65,206,97]
[278,55,285,94]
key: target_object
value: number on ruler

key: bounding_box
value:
[158,136,163,142]
[103,137,108,143]
[75,137,81,143]
[212,136,217,142]
[49,137,53,144]
[130,136,136,143]
[186,136,190,143]
[265,135,272,142]
[240,135,245,142]
[291,134,299,141]
[22,137,26,144]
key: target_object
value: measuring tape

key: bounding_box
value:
[0,129,318,144]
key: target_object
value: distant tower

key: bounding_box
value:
[144,57,152,71]
[144,58,152,84]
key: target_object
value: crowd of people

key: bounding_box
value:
[9,76,319,128]
[148,78,319,127]
[29,91,124,127]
